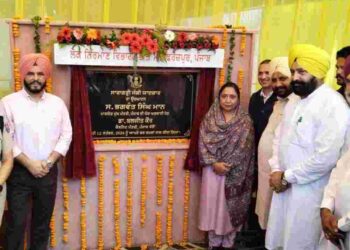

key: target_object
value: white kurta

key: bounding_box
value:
[319,148,350,250]
[265,85,350,250]
[256,97,289,229]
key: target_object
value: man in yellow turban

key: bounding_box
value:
[265,44,349,250]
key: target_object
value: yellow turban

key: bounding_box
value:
[288,44,330,79]
[270,57,291,78]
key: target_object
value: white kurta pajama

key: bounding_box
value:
[256,97,289,229]
[265,85,350,250]
[319,148,350,250]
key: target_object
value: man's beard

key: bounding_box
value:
[336,73,345,86]
[24,80,46,94]
[291,77,318,97]
[273,86,292,98]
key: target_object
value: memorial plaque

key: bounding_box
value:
[87,69,197,139]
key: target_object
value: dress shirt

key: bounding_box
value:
[2,89,72,160]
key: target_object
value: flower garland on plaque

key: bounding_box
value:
[126,157,133,247]
[80,177,87,249]
[237,69,245,90]
[98,154,106,249]
[12,18,21,92]
[114,178,121,250]
[166,154,175,246]
[182,170,191,244]
[44,16,51,34]
[240,26,247,57]
[62,175,69,243]
[44,49,53,93]
[156,155,163,206]
[155,211,162,248]
[112,156,120,175]
[218,27,228,86]
[140,154,148,227]
[226,29,236,82]
[49,211,56,247]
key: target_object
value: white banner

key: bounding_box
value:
[53,43,224,68]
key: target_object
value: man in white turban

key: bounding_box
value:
[255,57,293,230]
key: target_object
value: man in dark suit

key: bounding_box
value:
[249,59,277,147]
[336,46,350,99]
[245,59,277,241]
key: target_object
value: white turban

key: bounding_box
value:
[269,57,291,78]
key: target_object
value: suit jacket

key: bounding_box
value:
[248,89,277,146]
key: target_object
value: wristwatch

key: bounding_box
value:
[47,159,54,169]
[281,172,289,187]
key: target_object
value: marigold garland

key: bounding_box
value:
[12,17,20,37]
[44,16,51,34]
[62,158,70,243]
[155,211,162,248]
[218,27,228,86]
[114,179,122,250]
[13,48,21,91]
[126,157,133,247]
[226,29,236,82]
[140,244,148,250]
[182,170,191,244]
[98,154,106,249]
[62,178,69,243]
[44,49,53,93]
[94,139,189,145]
[240,26,247,57]
[49,210,56,247]
[140,155,148,227]
[80,177,87,250]
[237,69,244,90]
[166,154,175,246]
[156,155,163,206]
[112,156,120,175]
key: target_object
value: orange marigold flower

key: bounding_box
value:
[212,35,220,45]
[87,28,98,40]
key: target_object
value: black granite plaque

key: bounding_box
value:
[87,70,197,139]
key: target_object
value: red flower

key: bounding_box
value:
[57,34,65,43]
[130,33,141,44]
[203,39,211,49]
[185,42,192,49]
[121,32,132,45]
[130,42,142,54]
[178,41,185,49]
[146,40,159,53]
[140,33,152,46]
[65,35,72,43]
[197,44,203,50]
[212,43,219,49]
[61,26,71,37]
[177,32,188,42]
